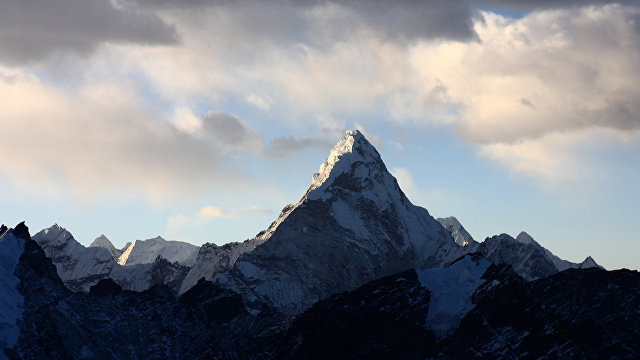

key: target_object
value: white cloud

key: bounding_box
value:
[172,105,202,134]
[408,5,640,181]
[166,214,191,233]
[0,72,245,201]
[166,205,231,232]
[3,1,639,197]
[245,94,271,111]
[198,206,231,219]
[245,206,273,214]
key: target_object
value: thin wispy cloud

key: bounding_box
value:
[245,206,274,214]
[166,205,231,232]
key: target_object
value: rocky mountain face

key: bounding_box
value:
[32,225,117,292]
[32,225,192,294]
[3,224,281,359]
[1,221,637,358]
[110,255,192,295]
[514,231,602,272]
[215,130,464,314]
[436,217,601,281]
[179,238,265,295]
[477,233,560,281]
[24,131,601,300]
[3,130,629,359]
[263,255,640,360]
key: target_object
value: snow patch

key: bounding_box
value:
[417,255,491,337]
[330,198,371,239]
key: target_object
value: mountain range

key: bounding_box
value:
[2,130,634,360]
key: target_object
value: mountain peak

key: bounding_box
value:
[90,234,111,245]
[34,223,75,246]
[579,256,602,269]
[436,217,476,247]
[13,221,30,240]
[89,235,121,261]
[515,231,536,245]
[308,129,381,194]
[439,216,462,227]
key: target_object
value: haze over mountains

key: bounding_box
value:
[3,130,633,359]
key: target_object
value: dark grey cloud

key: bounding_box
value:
[201,112,264,154]
[139,0,477,42]
[267,136,331,158]
[520,98,536,109]
[476,0,617,10]
[0,0,178,65]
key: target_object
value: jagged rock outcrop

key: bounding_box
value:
[179,239,264,295]
[33,225,193,294]
[436,218,602,280]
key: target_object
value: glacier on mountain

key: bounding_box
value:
[417,254,491,337]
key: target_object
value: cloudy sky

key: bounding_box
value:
[1,0,638,270]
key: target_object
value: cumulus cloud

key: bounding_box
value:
[0,73,247,200]
[200,111,264,155]
[245,94,271,111]
[166,205,230,232]
[3,0,639,195]
[0,0,178,65]
[408,4,640,180]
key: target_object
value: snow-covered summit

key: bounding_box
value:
[436,217,477,247]
[216,129,462,314]
[309,130,377,191]
[515,231,536,245]
[34,223,73,247]
[89,234,121,261]
[33,224,117,292]
[117,236,198,266]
